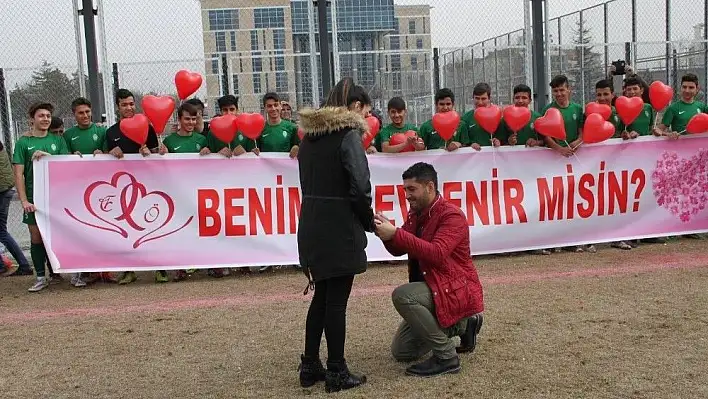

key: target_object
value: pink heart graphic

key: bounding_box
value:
[64,172,193,248]
[651,149,708,223]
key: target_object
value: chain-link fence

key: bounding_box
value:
[442,0,708,108]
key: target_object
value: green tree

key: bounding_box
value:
[570,21,604,105]
[9,61,80,123]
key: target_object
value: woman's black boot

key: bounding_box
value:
[298,354,326,387]
[325,359,366,393]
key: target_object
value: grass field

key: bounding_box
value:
[1,239,707,398]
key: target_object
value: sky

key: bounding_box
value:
[0,0,704,94]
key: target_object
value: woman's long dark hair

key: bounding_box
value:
[324,77,371,108]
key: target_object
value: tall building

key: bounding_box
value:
[199,0,432,116]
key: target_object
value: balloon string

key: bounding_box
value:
[254,139,259,150]
[565,139,585,168]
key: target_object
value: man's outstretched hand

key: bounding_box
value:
[374,213,396,241]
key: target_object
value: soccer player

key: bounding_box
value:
[106,89,168,284]
[460,83,506,149]
[379,97,423,153]
[49,117,64,135]
[542,75,583,157]
[621,76,655,138]
[184,98,210,136]
[594,80,623,133]
[418,88,465,151]
[504,84,542,147]
[654,73,707,139]
[64,97,111,286]
[281,100,293,122]
[206,95,252,157]
[13,103,70,292]
[254,92,300,159]
[542,76,590,253]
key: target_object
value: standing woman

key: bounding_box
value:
[296,77,374,393]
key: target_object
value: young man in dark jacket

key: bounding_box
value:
[374,162,484,377]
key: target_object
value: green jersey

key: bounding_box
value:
[661,99,707,134]
[163,132,207,153]
[257,119,299,152]
[621,103,655,136]
[63,123,107,154]
[418,119,464,149]
[542,101,584,146]
[460,110,506,147]
[206,130,256,153]
[502,110,542,146]
[12,134,69,201]
[379,123,418,145]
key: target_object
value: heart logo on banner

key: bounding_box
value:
[649,81,674,111]
[119,114,150,146]
[432,111,461,141]
[209,114,238,144]
[502,106,532,133]
[474,105,502,134]
[64,172,194,248]
[175,70,203,100]
[686,113,708,134]
[583,113,616,144]
[585,102,612,121]
[615,96,644,125]
[237,113,266,140]
[651,149,708,223]
[534,108,566,140]
[142,95,176,134]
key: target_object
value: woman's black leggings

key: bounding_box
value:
[304,274,355,363]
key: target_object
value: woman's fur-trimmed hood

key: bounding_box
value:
[298,106,368,137]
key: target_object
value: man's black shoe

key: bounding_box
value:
[298,354,326,388]
[405,355,461,377]
[456,314,483,354]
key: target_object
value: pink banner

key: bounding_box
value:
[33,134,708,272]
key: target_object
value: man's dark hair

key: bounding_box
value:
[513,84,532,96]
[682,73,699,86]
[28,102,54,118]
[623,76,643,88]
[472,83,492,97]
[263,92,280,106]
[387,97,406,111]
[435,88,455,104]
[549,75,569,89]
[71,97,91,113]
[177,103,199,118]
[402,162,438,191]
[185,98,205,111]
[49,116,64,130]
[115,89,134,105]
[595,79,614,92]
[217,94,239,110]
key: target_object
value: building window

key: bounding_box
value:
[408,20,416,34]
[230,31,237,51]
[273,30,286,50]
[390,36,400,50]
[253,73,262,94]
[215,32,226,52]
[416,38,423,49]
[253,53,262,72]
[232,74,239,95]
[411,56,418,71]
[208,9,239,31]
[254,7,285,29]
[211,54,219,74]
[275,56,285,71]
[393,73,401,90]
[276,72,288,93]
[391,54,401,70]
[250,30,259,51]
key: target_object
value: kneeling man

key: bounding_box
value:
[374,162,484,377]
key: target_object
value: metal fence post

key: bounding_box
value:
[221,53,230,95]
[603,2,609,69]
[0,68,12,157]
[433,48,440,92]
[494,37,500,100]
[579,10,586,105]
[665,0,671,84]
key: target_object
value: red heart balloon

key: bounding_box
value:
[649,81,674,111]
[615,96,644,125]
[141,95,175,134]
[389,131,417,152]
[174,70,203,100]
[209,114,238,144]
[432,111,461,141]
[686,113,708,134]
[365,115,380,136]
[585,102,612,121]
[535,108,566,141]
[297,127,305,140]
[583,113,616,144]
[474,105,502,134]
[236,113,266,140]
[502,106,532,133]
[119,114,150,146]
